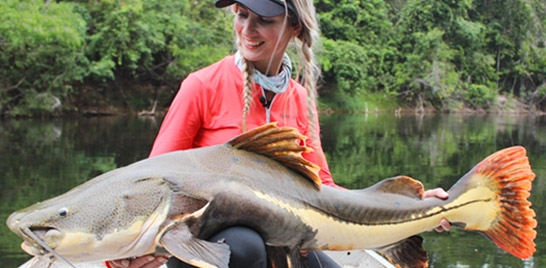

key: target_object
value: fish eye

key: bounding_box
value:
[58,208,68,217]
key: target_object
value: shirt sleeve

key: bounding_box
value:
[149,75,204,157]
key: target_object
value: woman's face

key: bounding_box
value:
[234,5,299,75]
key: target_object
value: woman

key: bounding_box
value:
[108,0,450,267]
[148,0,337,188]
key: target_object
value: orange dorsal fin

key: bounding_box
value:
[228,123,322,189]
[472,146,537,259]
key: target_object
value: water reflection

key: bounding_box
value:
[0,116,161,267]
[0,114,543,267]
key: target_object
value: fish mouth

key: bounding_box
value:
[20,226,62,256]
[20,227,77,267]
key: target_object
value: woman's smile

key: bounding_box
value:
[242,39,264,48]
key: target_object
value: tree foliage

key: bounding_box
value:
[0,0,233,116]
[317,0,545,111]
[0,0,87,116]
[0,0,545,116]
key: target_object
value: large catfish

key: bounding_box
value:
[7,123,537,268]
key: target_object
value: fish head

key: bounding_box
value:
[7,202,70,257]
[6,172,173,263]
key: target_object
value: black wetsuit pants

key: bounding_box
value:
[166,226,341,268]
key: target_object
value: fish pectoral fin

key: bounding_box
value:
[160,223,230,268]
[375,235,428,268]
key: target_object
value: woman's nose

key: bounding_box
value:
[242,18,258,34]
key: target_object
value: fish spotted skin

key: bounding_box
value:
[7,123,537,268]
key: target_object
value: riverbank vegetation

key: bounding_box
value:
[1,0,545,117]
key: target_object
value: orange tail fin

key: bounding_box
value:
[473,146,537,259]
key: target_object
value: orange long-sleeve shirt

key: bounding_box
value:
[149,55,339,187]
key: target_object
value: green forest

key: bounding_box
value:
[1,0,545,117]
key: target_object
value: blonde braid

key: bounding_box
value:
[290,0,322,145]
[229,5,254,132]
[241,56,254,132]
[302,43,320,144]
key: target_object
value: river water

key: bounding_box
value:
[1,113,544,267]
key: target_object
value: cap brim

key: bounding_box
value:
[215,0,287,17]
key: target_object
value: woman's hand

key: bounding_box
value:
[423,188,452,232]
[106,255,168,268]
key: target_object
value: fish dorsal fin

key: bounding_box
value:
[228,123,322,189]
[367,175,425,199]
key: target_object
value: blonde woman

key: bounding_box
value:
[149,0,338,188]
[108,0,450,267]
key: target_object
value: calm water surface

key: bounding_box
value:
[1,114,544,267]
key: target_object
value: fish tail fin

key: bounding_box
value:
[453,146,536,259]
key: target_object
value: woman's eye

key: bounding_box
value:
[237,11,249,18]
[260,18,274,24]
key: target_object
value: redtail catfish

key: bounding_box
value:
[7,123,536,268]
